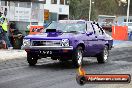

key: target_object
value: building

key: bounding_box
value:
[117,16,132,24]
[0,0,69,35]
[44,0,69,21]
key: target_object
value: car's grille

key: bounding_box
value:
[32,40,61,46]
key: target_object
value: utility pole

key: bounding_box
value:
[89,0,91,21]
[30,2,32,26]
[0,0,1,7]
[126,0,130,26]
[0,0,1,14]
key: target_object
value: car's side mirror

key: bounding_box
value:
[86,32,93,36]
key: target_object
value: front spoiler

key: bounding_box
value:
[21,46,73,50]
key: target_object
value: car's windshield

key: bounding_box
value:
[45,21,86,33]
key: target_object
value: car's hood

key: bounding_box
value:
[24,32,78,40]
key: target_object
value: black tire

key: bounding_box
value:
[72,46,83,68]
[76,75,86,86]
[97,45,109,63]
[27,53,38,66]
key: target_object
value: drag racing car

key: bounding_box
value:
[22,20,113,67]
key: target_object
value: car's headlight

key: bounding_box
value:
[23,39,30,46]
[61,39,69,47]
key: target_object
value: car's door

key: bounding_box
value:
[83,22,99,56]
[92,23,106,52]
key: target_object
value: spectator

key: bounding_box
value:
[9,22,23,49]
[9,22,16,47]
[0,12,13,49]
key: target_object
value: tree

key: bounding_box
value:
[69,0,81,19]
[94,0,118,15]
[69,0,119,20]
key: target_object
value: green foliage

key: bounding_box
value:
[69,0,119,20]
[69,0,81,19]
[94,0,118,15]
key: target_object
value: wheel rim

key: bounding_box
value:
[104,48,108,61]
[77,49,83,66]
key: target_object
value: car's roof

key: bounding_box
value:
[59,20,85,23]
[58,20,94,24]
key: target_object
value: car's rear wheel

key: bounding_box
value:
[72,46,83,68]
[97,45,109,63]
[27,53,38,66]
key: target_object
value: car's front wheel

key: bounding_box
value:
[72,46,83,68]
[97,45,109,63]
[27,53,38,66]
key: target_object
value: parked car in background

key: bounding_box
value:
[22,20,113,67]
[98,15,116,32]
[100,22,112,32]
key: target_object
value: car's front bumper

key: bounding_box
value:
[22,46,73,58]
[21,45,73,50]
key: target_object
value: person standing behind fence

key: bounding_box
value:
[0,12,13,49]
[0,12,4,41]
[0,13,2,40]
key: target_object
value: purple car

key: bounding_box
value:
[22,20,113,67]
